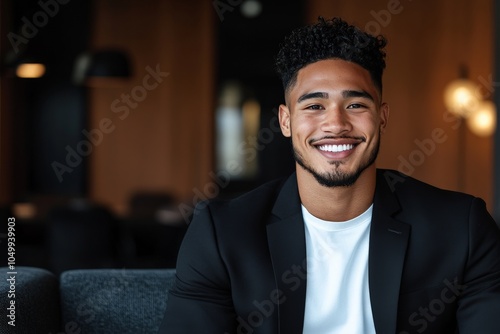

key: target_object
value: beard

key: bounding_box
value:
[293,133,380,188]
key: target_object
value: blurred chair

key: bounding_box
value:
[128,191,176,222]
[122,191,186,268]
[122,223,186,268]
[47,199,120,275]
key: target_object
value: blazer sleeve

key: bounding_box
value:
[158,203,237,333]
[456,197,500,333]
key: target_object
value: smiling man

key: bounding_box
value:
[279,58,388,223]
[159,18,500,334]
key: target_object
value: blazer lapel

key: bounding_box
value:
[369,170,411,333]
[267,174,307,334]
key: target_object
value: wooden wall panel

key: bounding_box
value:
[308,0,494,210]
[88,0,214,213]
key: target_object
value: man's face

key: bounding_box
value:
[278,59,389,187]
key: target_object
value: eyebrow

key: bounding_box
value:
[297,92,329,103]
[296,90,375,104]
[342,89,374,102]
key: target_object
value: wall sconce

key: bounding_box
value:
[73,49,132,85]
[443,71,497,191]
[443,77,497,137]
[2,49,46,78]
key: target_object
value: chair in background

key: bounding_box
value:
[46,199,121,275]
[122,191,187,268]
[122,223,187,268]
[128,191,177,222]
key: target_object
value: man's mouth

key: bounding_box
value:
[310,136,365,158]
[317,144,355,153]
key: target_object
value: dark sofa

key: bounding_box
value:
[0,266,175,334]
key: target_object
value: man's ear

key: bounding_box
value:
[279,104,291,137]
[379,102,389,133]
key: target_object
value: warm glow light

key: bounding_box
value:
[467,100,497,137]
[16,63,46,78]
[443,79,480,117]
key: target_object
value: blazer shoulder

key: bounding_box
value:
[377,169,485,222]
[378,168,476,204]
[213,176,284,207]
[192,176,288,226]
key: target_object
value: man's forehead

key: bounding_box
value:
[286,59,381,102]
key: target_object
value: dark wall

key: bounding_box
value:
[8,0,91,198]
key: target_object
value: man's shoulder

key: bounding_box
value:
[222,177,288,206]
[378,168,475,201]
[194,175,291,223]
[377,168,480,218]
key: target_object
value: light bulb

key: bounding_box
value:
[443,79,480,117]
[467,100,496,137]
[16,63,46,78]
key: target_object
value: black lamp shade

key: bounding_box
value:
[86,50,131,77]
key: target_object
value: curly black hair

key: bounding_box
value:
[276,17,387,96]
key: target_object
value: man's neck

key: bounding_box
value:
[297,166,377,222]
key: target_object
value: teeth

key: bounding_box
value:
[318,144,354,152]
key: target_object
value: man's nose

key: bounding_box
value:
[320,107,352,134]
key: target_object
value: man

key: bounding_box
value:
[159,18,500,333]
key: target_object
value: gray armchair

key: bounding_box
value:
[0,266,176,334]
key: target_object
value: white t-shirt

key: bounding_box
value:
[302,204,376,334]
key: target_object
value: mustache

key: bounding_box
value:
[308,135,366,145]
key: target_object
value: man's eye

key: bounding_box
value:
[347,103,365,109]
[306,105,323,110]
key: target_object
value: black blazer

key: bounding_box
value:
[159,169,500,333]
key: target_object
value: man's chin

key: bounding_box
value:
[297,162,359,188]
[312,171,360,188]
[293,143,379,188]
